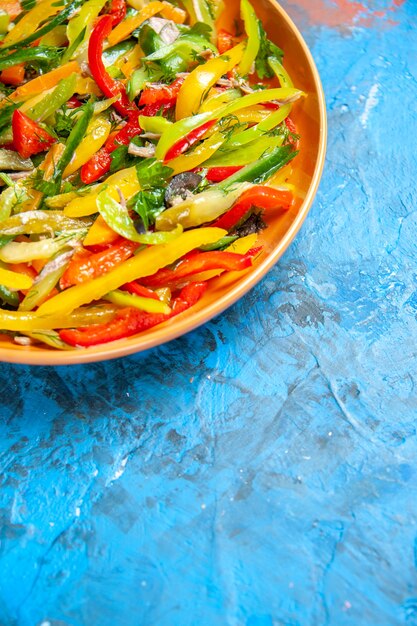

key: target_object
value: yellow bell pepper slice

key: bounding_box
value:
[0,306,118,332]
[3,0,62,46]
[0,267,33,290]
[40,25,68,47]
[83,215,120,246]
[107,1,164,47]
[120,44,143,79]
[63,115,112,178]
[126,0,185,21]
[175,42,245,120]
[199,88,241,113]
[75,76,103,97]
[36,227,226,316]
[45,191,81,209]
[64,167,139,217]
[267,164,293,187]
[160,1,186,24]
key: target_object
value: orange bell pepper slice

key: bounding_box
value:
[0,64,25,87]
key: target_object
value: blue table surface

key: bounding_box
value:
[1,2,417,625]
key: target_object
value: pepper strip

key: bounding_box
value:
[107,0,126,26]
[141,248,258,287]
[164,120,217,161]
[37,227,226,316]
[175,42,245,120]
[88,15,138,117]
[139,77,185,107]
[238,0,261,76]
[60,238,138,289]
[0,305,118,332]
[59,282,207,347]
[205,166,243,182]
[9,61,81,99]
[107,1,164,47]
[103,289,170,314]
[0,266,33,290]
[0,64,25,87]
[167,131,227,175]
[123,282,160,300]
[212,185,293,230]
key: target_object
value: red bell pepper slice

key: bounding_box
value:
[141,248,259,288]
[107,0,126,26]
[80,149,112,184]
[139,76,185,107]
[60,238,137,290]
[164,119,217,161]
[262,102,280,110]
[217,29,234,54]
[80,114,142,184]
[285,116,299,148]
[66,95,83,109]
[205,166,243,183]
[59,282,207,346]
[122,281,160,300]
[212,185,294,231]
[12,109,56,159]
[88,15,138,117]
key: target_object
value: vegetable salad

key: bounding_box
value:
[0,0,303,349]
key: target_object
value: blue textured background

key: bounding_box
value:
[1,2,417,624]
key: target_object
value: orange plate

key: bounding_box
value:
[0,0,327,365]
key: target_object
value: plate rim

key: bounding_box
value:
[0,0,327,366]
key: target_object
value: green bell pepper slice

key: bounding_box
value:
[204,135,285,167]
[0,12,10,35]
[268,56,294,88]
[238,0,261,76]
[103,289,171,315]
[0,211,92,236]
[27,74,78,123]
